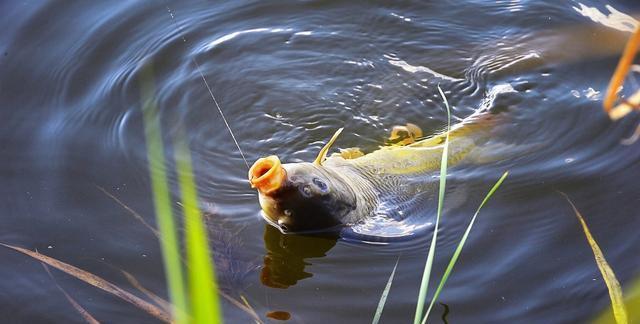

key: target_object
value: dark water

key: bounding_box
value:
[2,1,640,323]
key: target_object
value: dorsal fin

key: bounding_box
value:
[314,128,344,165]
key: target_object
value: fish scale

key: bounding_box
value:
[321,112,497,224]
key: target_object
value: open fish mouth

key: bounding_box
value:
[249,155,286,194]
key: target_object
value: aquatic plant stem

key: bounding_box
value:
[561,193,628,324]
[175,130,223,323]
[422,172,509,323]
[604,26,640,118]
[372,257,400,324]
[140,63,189,324]
[0,243,172,323]
[41,263,100,324]
[414,86,451,324]
[101,194,261,323]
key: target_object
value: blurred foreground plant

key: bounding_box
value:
[141,62,222,324]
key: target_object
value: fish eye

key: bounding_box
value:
[312,177,328,192]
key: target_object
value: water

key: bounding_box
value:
[1,1,640,323]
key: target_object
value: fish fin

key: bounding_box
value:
[387,123,423,146]
[338,147,365,159]
[314,128,344,165]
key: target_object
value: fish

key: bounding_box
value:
[248,109,501,233]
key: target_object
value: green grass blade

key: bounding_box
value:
[414,85,451,324]
[174,132,223,324]
[561,193,628,324]
[422,171,509,323]
[372,257,400,324]
[140,63,188,324]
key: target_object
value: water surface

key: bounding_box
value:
[1,1,640,323]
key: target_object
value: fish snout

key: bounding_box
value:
[249,155,286,194]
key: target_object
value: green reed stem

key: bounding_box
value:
[174,131,223,323]
[422,171,509,323]
[372,257,400,324]
[140,63,188,324]
[414,85,451,324]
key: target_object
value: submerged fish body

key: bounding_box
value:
[249,111,499,233]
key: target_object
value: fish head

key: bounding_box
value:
[249,155,356,233]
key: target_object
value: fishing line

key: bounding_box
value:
[166,6,250,170]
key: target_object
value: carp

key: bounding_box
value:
[248,109,500,233]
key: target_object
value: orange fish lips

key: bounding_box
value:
[249,155,287,195]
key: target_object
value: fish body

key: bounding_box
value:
[249,110,498,233]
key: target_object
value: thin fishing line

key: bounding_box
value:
[166,6,250,170]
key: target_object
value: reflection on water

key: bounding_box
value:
[261,225,338,289]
